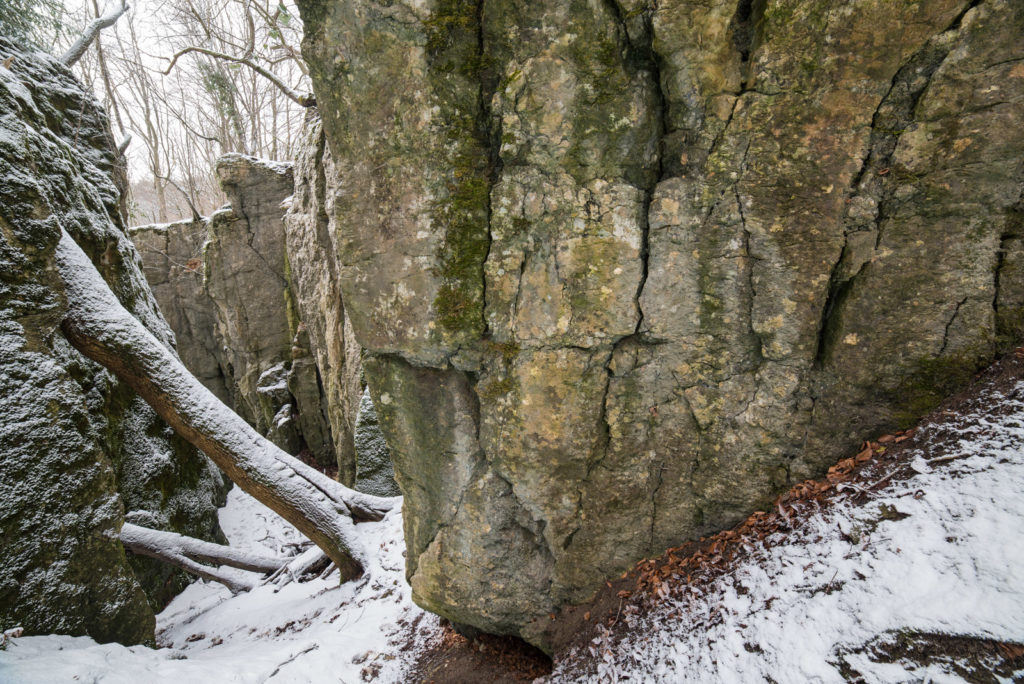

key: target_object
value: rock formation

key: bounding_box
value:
[296,0,1024,649]
[284,118,366,485]
[354,388,401,497]
[131,155,342,474]
[129,217,232,404]
[0,38,226,644]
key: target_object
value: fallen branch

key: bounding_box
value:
[266,643,319,680]
[120,524,260,594]
[926,453,971,465]
[120,522,286,573]
[55,229,397,581]
[265,547,332,590]
[162,47,315,108]
[62,1,130,68]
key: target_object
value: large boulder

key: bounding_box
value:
[296,0,1024,650]
[0,38,226,644]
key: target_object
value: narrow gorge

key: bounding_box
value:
[2,0,1022,663]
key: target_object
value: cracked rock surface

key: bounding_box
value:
[131,155,346,476]
[296,0,1024,650]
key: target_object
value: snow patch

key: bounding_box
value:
[555,382,1024,682]
[0,490,438,684]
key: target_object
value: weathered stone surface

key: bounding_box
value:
[129,219,231,404]
[0,38,226,643]
[297,0,1024,650]
[205,156,297,432]
[284,117,365,484]
[132,155,345,474]
[353,387,401,497]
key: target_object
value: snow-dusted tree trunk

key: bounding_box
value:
[119,523,283,594]
[55,229,397,581]
[60,0,130,67]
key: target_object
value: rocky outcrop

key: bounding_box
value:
[296,0,1024,649]
[283,119,365,484]
[131,155,342,474]
[129,218,231,404]
[0,39,226,644]
[353,388,401,497]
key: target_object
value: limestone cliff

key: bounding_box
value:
[131,149,390,488]
[0,38,226,644]
[131,155,341,474]
[129,217,232,405]
[296,0,1024,649]
[284,119,366,484]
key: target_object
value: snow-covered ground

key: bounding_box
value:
[3,379,1024,683]
[555,379,1024,683]
[0,491,439,684]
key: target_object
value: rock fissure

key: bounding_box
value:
[233,198,290,290]
[727,0,765,89]
[939,297,970,356]
[813,21,965,369]
[475,0,498,340]
[994,232,1011,316]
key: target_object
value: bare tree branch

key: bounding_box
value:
[251,1,309,77]
[163,46,315,107]
[61,0,129,67]
[155,172,202,222]
[119,523,260,594]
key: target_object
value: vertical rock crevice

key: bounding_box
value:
[813,18,968,369]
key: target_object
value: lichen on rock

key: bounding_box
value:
[295,0,1024,652]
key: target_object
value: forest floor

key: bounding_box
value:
[3,352,1024,683]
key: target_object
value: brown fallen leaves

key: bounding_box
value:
[631,429,916,602]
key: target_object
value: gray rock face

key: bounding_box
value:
[283,117,365,484]
[132,143,401,496]
[296,0,1024,650]
[353,388,401,497]
[129,218,231,404]
[205,156,300,438]
[131,154,344,475]
[0,38,226,644]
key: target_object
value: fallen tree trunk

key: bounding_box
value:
[55,229,398,581]
[120,522,286,573]
[119,523,285,594]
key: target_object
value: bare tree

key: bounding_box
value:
[63,0,312,225]
[163,46,315,107]
[61,0,129,67]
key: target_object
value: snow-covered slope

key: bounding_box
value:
[3,371,1024,683]
[0,490,439,683]
[555,375,1024,683]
